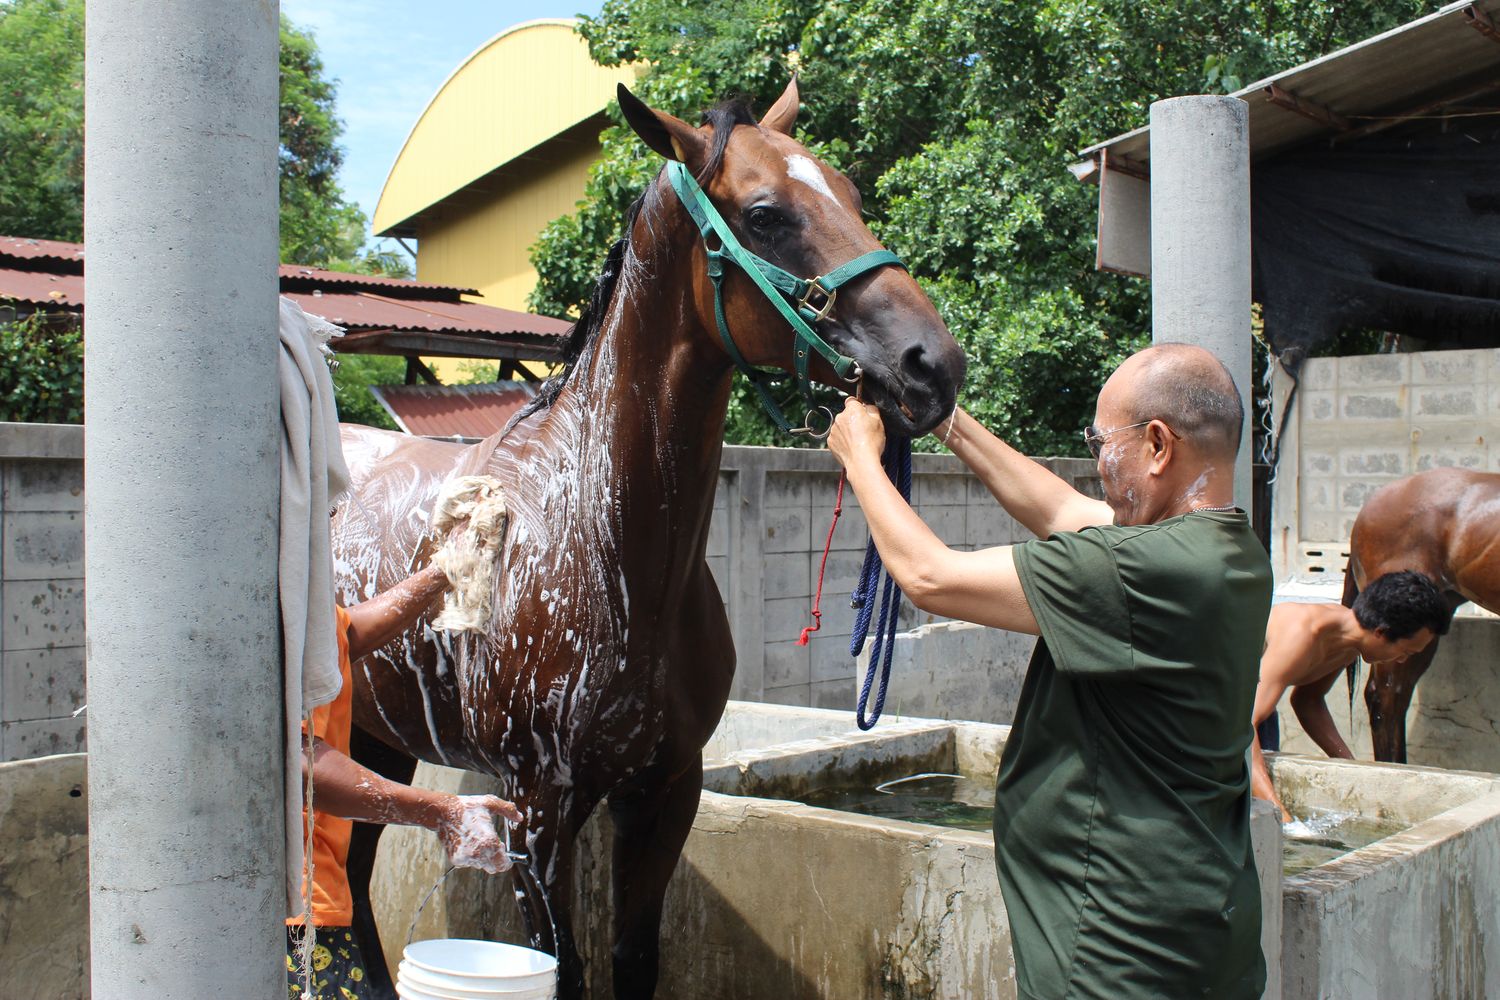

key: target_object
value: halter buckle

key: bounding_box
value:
[788,405,835,440]
[797,278,837,322]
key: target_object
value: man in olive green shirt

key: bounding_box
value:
[828,343,1270,999]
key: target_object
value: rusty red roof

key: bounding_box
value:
[368,382,539,438]
[0,267,83,308]
[0,234,570,358]
[282,289,567,338]
[0,236,85,265]
[277,264,477,297]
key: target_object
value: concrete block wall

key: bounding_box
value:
[0,424,86,762]
[708,447,1099,707]
[0,426,1097,760]
[857,619,1037,727]
[1272,348,1500,579]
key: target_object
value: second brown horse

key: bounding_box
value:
[1344,467,1500,762]
[329,80,966,999]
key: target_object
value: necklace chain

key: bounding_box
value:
[1189,503,1237,513]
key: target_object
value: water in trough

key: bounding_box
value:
[796,772,1407,874]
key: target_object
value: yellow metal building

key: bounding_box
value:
[374,19,638,327]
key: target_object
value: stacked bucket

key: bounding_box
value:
[397,939,559,1000]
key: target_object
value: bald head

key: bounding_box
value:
[1113,343,1243,459]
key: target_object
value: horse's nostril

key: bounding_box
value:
[901,343,936,382]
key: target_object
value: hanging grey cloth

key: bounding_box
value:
[277,295,351,915]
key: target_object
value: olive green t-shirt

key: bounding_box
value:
[997,511,1271,1000]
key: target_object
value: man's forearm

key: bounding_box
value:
[1291,694,1355,760]
[845,451,1038,633]
[845,452,953,600]
[346,564,450,661]
[1249,735,1290,821]
[944,409,1109,537]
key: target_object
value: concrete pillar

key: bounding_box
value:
[84,2,284,996]
[1149,96,1253,511]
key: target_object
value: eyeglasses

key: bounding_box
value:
[1082,419,1179,459]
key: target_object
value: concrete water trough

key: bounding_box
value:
[10,704,1500,999]
[1265,752,1500,999]
[372,702,1500,1000]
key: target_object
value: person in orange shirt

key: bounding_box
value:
[287,563,521,1000]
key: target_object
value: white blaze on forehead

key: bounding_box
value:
[785,154,838,203]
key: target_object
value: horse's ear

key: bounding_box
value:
[760,77,800,135]
[618,84,707,168]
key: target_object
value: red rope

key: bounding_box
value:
[798,470,847,646]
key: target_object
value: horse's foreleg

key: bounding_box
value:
[607,758,703,1000]
[347,726,419,999]
[512,802,587,1000]
[1366,639,1441,763]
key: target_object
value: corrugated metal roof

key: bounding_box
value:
[278,264,478,297]
[0,233,569,356]
[1078,0,1500,169]
[368,382,538,437]
[0,267,83,308]
[0,236,84,265]
[282,290,569,338]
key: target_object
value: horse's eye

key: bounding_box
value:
[746,206,781,232]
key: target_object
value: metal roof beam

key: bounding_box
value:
[333,330,561,362]
[1332,76,1500,144]
[1263,83,1352,132]
[1466,4,1500,44]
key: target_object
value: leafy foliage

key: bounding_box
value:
[0,3,407,275]
[530,0,1426,453]
[1,310,83,423]
[0,0,84,242]
[330,354,403,430]
[0,5,410,424]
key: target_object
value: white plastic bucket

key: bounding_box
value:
[397,981,555,1000]
[402,939,558,994]
[398,961,555,999]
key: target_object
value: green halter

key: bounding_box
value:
[666,160,906,437]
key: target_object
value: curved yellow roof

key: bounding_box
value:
[373,19,639,235]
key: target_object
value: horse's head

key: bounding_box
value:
[620,80,966,437]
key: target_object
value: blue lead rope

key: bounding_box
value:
[850,436,913,730]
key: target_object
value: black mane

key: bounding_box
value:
[696,96,756,184]
[502,97,760,433]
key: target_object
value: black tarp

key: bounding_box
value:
[1251,119,1500,366]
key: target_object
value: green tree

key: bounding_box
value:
[0,310,83,423]
[531,0,1426,453]
[0,2,407,275]
[0,0,84,242]
[0,4,410,425]
[330,354,402,430]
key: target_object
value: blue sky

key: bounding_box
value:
[279,1,605,252]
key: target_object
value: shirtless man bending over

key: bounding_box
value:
[1251,570,1451,820]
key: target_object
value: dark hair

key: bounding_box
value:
[1133,343,1244,457]
[502,96,757,435]
[1353,570,1452,640]
[696,96,757,183]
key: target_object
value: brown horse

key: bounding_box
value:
[1343,467,1500,762]
[329,79,965,1000]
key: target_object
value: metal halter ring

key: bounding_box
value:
[796,278,837,322]
[789,405,836,440]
